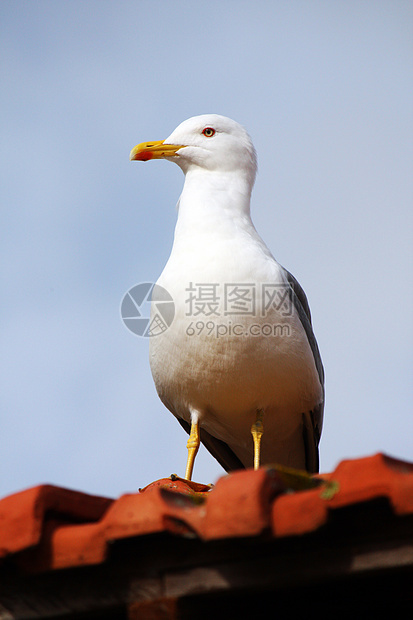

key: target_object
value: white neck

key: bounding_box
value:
[174,168,254,237]
[162,166,276,281]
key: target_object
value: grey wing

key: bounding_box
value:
[283,268,325,473]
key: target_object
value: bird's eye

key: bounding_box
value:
[202,127,215,137]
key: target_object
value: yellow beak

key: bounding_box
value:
[129,140,185,161]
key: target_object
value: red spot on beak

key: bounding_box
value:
[131,150,154,161]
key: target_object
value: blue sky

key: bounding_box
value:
[1,0,412,499]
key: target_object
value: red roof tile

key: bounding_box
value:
[271,453,413,536]
[1,453,412,574]
[0,484,111,558]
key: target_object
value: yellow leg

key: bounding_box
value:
[185,418,200,481]
[251,410,264,470]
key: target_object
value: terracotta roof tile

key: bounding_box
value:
[272,453,413,537]
[0,484,111,559]
[1,453,412,575]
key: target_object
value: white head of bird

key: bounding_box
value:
[130,114,257,191]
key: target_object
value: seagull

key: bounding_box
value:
[130,114,324,480]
